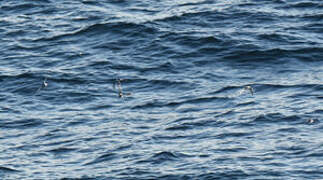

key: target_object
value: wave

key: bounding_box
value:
[32,21,157,42]
[222,46,323,62]
[0,118,43,129]
[0,166,20,172]
[283,2,321,9]
[84,152,118,166]
[1,3,39,12]
[252,113,302,124]
[137,151,190,165]
[130,95,231,110]
[47,147,77,154]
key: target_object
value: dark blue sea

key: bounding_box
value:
[0,0,322,179]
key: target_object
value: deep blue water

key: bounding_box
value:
[0,0,322,179]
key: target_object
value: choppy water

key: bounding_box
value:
[0,0,322,179]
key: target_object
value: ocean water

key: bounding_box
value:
[0,0,322,179]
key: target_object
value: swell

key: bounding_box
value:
[131,95,231,110]
[252,83,320,92]
[87,60,179,74]
[0,118,43,129]
[1,3,46,13]
[154,6,278,25]
[160,33,225,49]
[222,47,323,62]
[301,13,323,21]
[281,1,321,9]
[252,113,302,124]
[32,21,158,42]
[257,32,307,44]
[137,151,190,164]
[177,0,216,7]
[0,166,20,172]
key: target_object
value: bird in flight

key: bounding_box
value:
[34,78,48,95]
[113,78,131,98]
[244,85,254,96]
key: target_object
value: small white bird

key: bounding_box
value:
[244,85,254,96]
[307,118,315,124]
[34,78,48,95]
[43,78,48,88]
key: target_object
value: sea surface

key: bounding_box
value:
[0,0,322,179]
